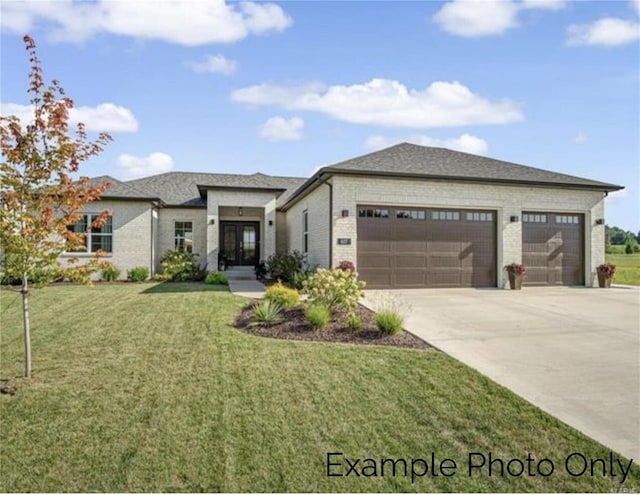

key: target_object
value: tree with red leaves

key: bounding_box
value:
[1,36,112,378]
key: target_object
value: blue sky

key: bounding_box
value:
[1,0,638,231]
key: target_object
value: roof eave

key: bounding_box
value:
[280,168,623,210]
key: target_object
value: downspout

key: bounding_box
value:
[150,203,155,276]
[326,181,333,269]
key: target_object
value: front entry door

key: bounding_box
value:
[221,222,260,266]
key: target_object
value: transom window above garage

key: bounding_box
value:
[358,208,389,218]
[396,209,426,220]
[431,211,460,221]
[523,214,547,223]
[466,212,493,222]
[555,215,580,224]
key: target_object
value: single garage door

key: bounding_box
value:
[522,212,584,286]
[357,206,496,289]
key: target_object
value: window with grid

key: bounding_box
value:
[174,221,194,253]
[67,214,113,253]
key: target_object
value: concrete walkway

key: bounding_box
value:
[228,279,266,299]
[362,286,640,461]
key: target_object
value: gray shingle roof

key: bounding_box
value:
[88,176,160,200]
[320,143,622,190]
[127,172,306,207]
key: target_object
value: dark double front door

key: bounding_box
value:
[221,222,259,266]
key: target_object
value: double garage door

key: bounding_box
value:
[356,206,585,289]
[357,206,497,289]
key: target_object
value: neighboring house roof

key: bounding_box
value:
[127,172,306,207]
[88,175,160,201]
[281,143,623,210]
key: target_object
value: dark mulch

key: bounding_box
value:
[235,303,434,351]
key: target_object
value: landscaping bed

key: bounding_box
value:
[235,302,432,350]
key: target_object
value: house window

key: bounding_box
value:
[396,209,426,220]
[68,214,113,253]
[523,214,547,223]
[175,221,193,253]
[431,211,460,221]
[466,212,493,222]
[358,208,389,218]
[555,215,579,224]
[303,210,308,253]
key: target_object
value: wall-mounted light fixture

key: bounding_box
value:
[341,209,349,217]
[238,207,243,216]
[268,220,273,226]
[510,215,519,223]
[209,219,215,225]
[595,218,605,225]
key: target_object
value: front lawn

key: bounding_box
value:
[606,253,640,286]
[1,283,638,492]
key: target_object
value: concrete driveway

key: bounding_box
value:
[362,286,640,461]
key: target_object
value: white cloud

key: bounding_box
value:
[116,152,174,179]
[187,54,237,75]
[573,132,589,144]
[365,133,489,155]
[566,17,640,46]
[433,0,519,37]
[0,102,138,133]
[259,116,304,141]
[521,0,567,11]
[232,79,523,128]
[633,0,640,16]
[0,0,292,46]
[433,0,567,37]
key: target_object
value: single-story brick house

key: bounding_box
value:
[67,143,623,288]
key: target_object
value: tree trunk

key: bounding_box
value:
[21,273,32,378]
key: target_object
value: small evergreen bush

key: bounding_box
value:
[127,266,149,282]
[205,271,229,285]
[265,250,307,286]
[305,305,331,330]
[264,282,300,309]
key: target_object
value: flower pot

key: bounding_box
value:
[597,271,612,288]
[508,272,523,290]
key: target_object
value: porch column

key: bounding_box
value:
[263,198,277,261]
[206,200,219,271]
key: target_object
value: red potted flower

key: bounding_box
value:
[596,263,616,288]
[505,263,526,290]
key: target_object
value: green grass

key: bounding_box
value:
[606,253,640,285]
[1,283,638,492]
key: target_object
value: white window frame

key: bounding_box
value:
[174,221,194,253]
[67,213,113,253]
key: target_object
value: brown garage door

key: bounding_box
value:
[522,212,584,286]
[357,206,496,289]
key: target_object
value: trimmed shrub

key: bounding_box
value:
[346,313,362,332]
[127,266,149,282]
[305,305,331,330]
[101,263,121,282]
[205,271,229,285]
[303,268,366,312]
[266,250,306,286]
[625,242,633,254]
[375,310,404,335]
[264,282,300,309]
[250,300,283,327]
[160,249,205,281]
